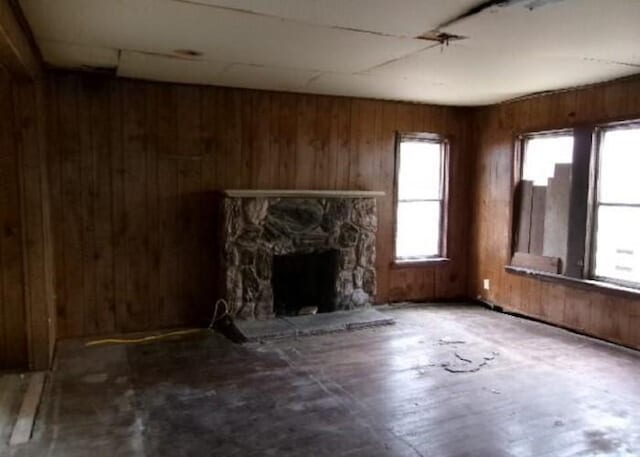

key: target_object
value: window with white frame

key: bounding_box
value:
[592,125,640,287]
[394,133,447,261]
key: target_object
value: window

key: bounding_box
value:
[513,132,574,273]
[592,125,640,287]
[509,120,640,292]
[522,134,574,185]
[394,133,448,262]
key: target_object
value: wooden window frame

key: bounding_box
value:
[510,128,593,277]
[392,132,450,267]
[587,120,640,289]
[507,118,640,293]
[511,129,575,255]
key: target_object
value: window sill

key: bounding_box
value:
[504,265,640,299]
[392,257,450,269]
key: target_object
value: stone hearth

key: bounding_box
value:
[222,190,383,319]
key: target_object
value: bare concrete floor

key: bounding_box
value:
[4,304,640,456]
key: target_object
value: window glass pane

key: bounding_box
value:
[398,141,442,200]
[522,135,573,185]
[594,205,640,284]
[396,201,440,258]
[599,128,640,204]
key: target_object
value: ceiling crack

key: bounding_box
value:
[436,0,568,30]
[355,43,441,75]
[581,57,640,69]
[303,73,323,88]
[168,0,416,40]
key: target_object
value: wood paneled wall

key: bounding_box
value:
[470,76,640,350]
[0,68,27,369]
[46,72,472,339]
[0,69,55,370]
[6,68,639,361]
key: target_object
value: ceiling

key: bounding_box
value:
[19,0,640,106]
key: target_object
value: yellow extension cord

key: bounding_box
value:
[84,328,208,347]
[84,299,229,347]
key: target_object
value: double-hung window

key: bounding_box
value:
[512,132,574,272]
[521,133,574,186]
[511,120,640,291]
[591,125,640,287]
[394,133,448,262]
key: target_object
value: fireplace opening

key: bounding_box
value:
[272,250,339,316]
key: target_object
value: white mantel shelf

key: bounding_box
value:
[223,189,386,198]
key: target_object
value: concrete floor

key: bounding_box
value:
[4,304,640,456]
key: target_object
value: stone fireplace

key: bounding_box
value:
[221,190,383,319]
[272,249,339,316]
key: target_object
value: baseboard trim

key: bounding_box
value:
[473,298,639,354]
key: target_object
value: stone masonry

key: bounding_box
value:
[222,196,378,319]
